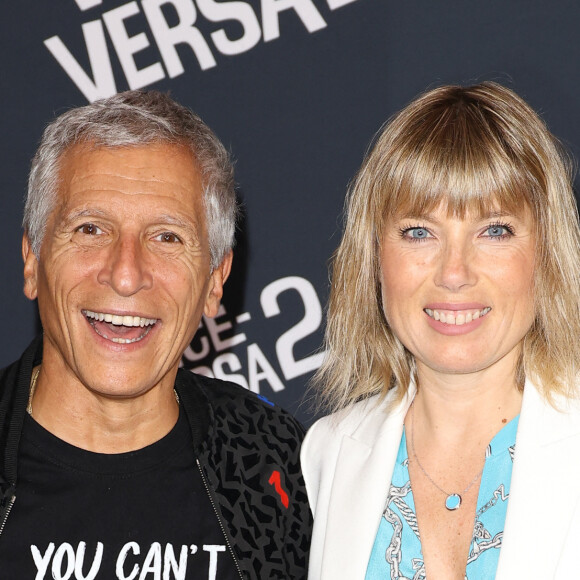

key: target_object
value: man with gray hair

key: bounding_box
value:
[0,91,311,579]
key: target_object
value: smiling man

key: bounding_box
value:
[0,91,311,579]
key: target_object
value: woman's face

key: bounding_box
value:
[379,202,536,380]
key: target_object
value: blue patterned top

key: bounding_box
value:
[365,416,519,580]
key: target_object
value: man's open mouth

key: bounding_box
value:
[83,310,157,344]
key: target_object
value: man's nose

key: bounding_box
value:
[433,242,476,292]
[97,234,153,296]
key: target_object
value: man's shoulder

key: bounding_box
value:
[176,369,306,443]
[178,368,273,403]
[178,370,311,578]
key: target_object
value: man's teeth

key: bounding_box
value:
[424,307,491,326]
[110,336,147,344]
[83,310,157,327]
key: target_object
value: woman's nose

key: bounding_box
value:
[433,242,477,292]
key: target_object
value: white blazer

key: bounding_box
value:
[301,380,580,579]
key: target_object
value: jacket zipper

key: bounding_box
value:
[196,459,244,580]
[0,495,15,538]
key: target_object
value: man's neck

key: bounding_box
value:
[28,364,181,453]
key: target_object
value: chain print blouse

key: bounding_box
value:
[365,416,519,580]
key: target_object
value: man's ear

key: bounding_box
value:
[22,234,39,300]
[204,250,233,318]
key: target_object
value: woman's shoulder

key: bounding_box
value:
[306,394,390,441]
[302,392,397,469]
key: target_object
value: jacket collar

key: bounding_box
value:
[174,368,211,450]
[320,386,415,578]
[514,377,580,448]
[496,378,580,577]
[0,335,42,491]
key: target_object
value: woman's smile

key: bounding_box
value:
[424,306,491,325]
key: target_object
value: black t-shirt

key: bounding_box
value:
[0,408,240,579]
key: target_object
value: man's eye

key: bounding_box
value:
[156,232,181,243]
[77,223,102,235]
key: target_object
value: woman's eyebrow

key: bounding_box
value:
[472,209,525,223]
[394,209,520,224]
[480,210,514,218]
[396,212,440,223]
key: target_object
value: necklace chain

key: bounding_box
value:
[27,366,180,417]
[27,367,41,417]
[409,400,483,509]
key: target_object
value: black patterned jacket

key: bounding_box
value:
[0,337,312,579]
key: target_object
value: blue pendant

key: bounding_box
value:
[445,494,461,510]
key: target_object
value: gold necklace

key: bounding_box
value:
[27,366,180,417]
[27,366,41,417]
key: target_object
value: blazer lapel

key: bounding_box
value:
[320,389,414,579]
[497,380,580,578]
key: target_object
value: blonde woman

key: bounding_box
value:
[302,82,580,579]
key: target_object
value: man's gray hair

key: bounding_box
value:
[24,90,236,270]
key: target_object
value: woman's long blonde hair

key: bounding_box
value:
[315,82,580,412]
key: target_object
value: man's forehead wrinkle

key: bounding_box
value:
[68,170,197,190]
[63,151,200,189]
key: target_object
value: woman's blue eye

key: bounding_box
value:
[486,225,509,237]
[409,228,429,239]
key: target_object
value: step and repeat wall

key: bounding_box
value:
[1,0,579,424]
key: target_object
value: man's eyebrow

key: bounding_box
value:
[61,208,108,223]
[63,209,198,228]
[154,215,206,243]
[155,214,200,229]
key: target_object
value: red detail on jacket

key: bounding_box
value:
[269,470,289,508]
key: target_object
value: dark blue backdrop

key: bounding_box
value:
[2,0,579,424]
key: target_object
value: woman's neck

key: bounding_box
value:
[410,358,523,447]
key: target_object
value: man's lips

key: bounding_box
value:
[82,309,158,344]
[424,306,491,326]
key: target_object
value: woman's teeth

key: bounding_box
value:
[424,307,491,326]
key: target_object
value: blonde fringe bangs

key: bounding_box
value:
[373,101,548,234]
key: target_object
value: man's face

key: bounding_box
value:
[23,143,231,399]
